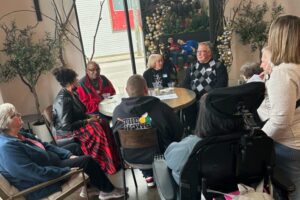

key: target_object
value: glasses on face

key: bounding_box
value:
[87,67,100,72]
[197,50,209,54]
[10,112,21,119]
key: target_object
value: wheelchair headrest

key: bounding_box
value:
[206,82,265,119]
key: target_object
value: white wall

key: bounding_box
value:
[0,0,85,115]
[76,0,143,58]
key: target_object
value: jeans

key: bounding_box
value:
[275,142,300,200]
[140,169,153,178]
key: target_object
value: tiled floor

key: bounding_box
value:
[66,169,160,200]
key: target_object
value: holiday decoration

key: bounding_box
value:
[141,0,208,57]
[217,23,233,69]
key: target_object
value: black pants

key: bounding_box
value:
[50,144,114,192]
[140,169,153,178]
[181,101,198,131]
[61,143,83,156]
[59,156,114,192]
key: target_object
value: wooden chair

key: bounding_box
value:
[116,128,158,199]
[40,105,57,145]
[41,105,75,146]
[0,169,89,200]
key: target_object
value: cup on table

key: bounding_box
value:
[168,82,175,90]
[153,86,160,96]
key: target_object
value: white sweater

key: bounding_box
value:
[258,63,300,149]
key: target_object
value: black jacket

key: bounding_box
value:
[53,88,87,132]
[143,62,177,88]
[112,96,183,154]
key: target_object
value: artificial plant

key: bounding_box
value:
[234,0,283,58]
[0,22,58,115]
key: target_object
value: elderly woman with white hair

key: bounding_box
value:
[0,103,125,200]
[143,53,177,88]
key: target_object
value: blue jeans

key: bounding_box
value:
[275,142,300,200]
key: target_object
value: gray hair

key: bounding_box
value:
[198,41,213,53]
[240,62,262,79]
[0,103,16,132]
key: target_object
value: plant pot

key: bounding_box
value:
[30,121,53,143]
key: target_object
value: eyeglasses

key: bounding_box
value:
[87,68,100,72]
[196,50,209,54]
[10,112,21,119]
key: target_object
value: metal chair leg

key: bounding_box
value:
[131,168,138,188]
[123,166,127,200]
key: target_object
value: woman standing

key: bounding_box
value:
[52,67,120,175]
[257,15,300,200]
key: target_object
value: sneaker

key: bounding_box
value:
[145,176,155,187]
[98,188,125,200]
[80,186,100,198]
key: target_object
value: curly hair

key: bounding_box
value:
[52,67,78,87]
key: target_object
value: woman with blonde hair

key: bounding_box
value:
[143,53,177,88]
[257,15,300,200]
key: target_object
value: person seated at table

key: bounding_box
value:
[164,93,245,184]
[77,61,116,116]
[183,41,228,99]
[52,67,120,175]
[112,74,183,187]
[143,54,177,88]
[240,62,263,83]
[0,103,125,200]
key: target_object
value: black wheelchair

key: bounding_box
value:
[153,82,295,200]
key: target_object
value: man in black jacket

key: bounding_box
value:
[112,75,183,187]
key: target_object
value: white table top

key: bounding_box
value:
[99,87,196,117]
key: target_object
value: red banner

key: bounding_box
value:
[108,0,134,31]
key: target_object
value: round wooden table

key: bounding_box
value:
[162,87,196,111]
[99,87,196,117]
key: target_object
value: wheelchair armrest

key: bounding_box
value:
[153,156,177,200]
[12,169,86,199]
[272,168,296,193]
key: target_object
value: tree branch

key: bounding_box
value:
[90,0,105,60]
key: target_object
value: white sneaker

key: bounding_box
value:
[80,186,100,198]
[98,188,125,200]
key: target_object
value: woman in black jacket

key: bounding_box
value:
[143,53,177,88]
[52,67,120,175]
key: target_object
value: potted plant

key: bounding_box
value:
[0,22,58,122]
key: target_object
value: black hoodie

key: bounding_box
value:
[112,96,183,164]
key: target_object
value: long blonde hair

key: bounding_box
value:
[268,15,300,65]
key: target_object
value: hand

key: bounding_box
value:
[259,72,265,80]
[87,115,100,123]
[69,155,78,159]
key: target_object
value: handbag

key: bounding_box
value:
[223,179,274,200]
[204,179,274,200]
